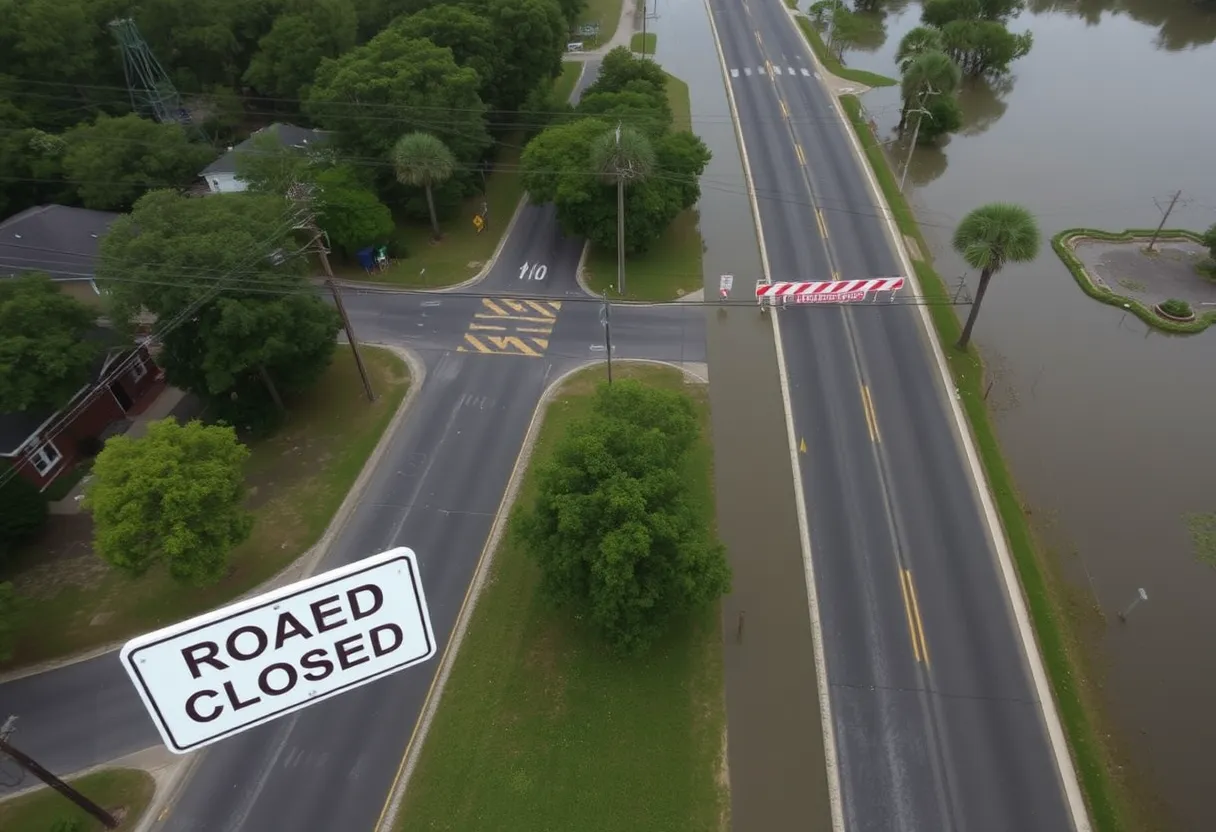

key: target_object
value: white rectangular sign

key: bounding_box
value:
[120,548,436,754]
[719,274,734,292]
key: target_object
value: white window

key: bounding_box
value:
[31,442,62,476]
[129,356,147,383]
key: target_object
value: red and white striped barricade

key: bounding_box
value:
[754,277,906,308]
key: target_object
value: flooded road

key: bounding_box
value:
[645,0,833,828]
[832,1,1216,828]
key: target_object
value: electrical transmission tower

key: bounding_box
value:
[109,19,190,126]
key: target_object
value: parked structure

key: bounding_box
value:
[0,205,120,296]
[201,123,331,194]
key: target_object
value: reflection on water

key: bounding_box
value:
[956,75,1012,137]
[836,1,1216,830]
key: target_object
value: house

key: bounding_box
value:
[200,123,332,195]
[0,205,121,302]
[0,333,166,492]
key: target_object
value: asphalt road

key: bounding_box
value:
[710,2,1078,830]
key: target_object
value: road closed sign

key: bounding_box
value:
[120,548,436,754]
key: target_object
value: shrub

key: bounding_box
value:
[1197,257,1216,278]
[0,463,48,560]
[1158,298,1192,318]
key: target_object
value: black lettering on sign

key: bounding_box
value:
[226,625,269,662]
[223,680,262,711]
[370,623,403,657]
[300,648,335,682]
[185,689,222,723]
[347,584,383,621]
[335,634,369,670]
[258,662,299,696]
[181,641,228,679]
[274,612,313,649]
[310,595,347,633]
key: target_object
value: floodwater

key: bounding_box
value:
[643,0,834,829]
[836,2,1216,828]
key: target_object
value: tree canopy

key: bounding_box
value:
[0,462,48,563]
[0,273,103,413]
[84,418,253,586]
[97,190,341,428]
[920,0,1032,76]
[513,379,730,654]
[244,0,359,100]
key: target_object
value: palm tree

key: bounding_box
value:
[392,132,455,241]
[898,50,961,133]
[590,125,655,291]
[952,203,1041,350]
[895,26,945,73]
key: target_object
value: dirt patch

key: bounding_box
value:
[1071,237,1216,310]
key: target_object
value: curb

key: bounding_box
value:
[0,345,427,685]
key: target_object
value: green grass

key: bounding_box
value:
[0,348,410,669]
[1052,227,1216,335]
[343,135,527,288]
[577,0,624,48]
[0,769,153,831]
[631,32,657,54]
[583,73,705,301]
[396,364,727,832]
[554,62,583,105]
[796,18,897,88]
[839,92,1135,832]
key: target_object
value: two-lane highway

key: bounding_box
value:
[708,1,1083,830]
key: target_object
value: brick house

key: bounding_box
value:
[0,338,166,492]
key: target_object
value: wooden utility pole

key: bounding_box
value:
[0,717,118,829]
[1146,190,1183,253]
[601,292,613,384]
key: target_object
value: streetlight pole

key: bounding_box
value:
[614,122,627,296]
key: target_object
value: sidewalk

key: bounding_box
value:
[565,0,639,60]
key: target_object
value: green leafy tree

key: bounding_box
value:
[0,126,70,217]
[482,0,568,112]
[828,6,886,57]
[807,0,845,28]
[914,94,964,144]
[923,0,1025,26]
[98,191,341,428]
[1202,222,1216,260]
[0,463,48,562]
[244,0,358,100]
[589,45,669,95]
[62,114,215,211]
[84,419,253,586]
[308,30,490,165]
[393,132,457,241]
[952,202,1041,349]
[513,380,730,654]
[135,0,282,90]
[392,5,502,106]
[940,18,1033,76]
[0,581,20,662]
[578,88,673,137]
[0,273,102,412]
[898,50,962,133]
[895,26,946,72]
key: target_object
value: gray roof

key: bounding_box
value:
[0,205,121,281]
[202,123,332,177]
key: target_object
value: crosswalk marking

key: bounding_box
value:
[801,68,811,76]
[758,66,766,75]
[773,65,782,75]
[731,68,739,78]
[788,66,795,75]
[729,66,822,81]
[744,67,752,76]
[458,297,562,358]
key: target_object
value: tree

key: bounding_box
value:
[391,5,502,107]
[940,18,1033,76]
[898,50,962,133]
[97,191,341,428]
[0,581,19,662]
[513,380,730,654]
[922,0,1025,26]
[61,114,215,211]
[83,419,253,586]
[1202,222,1216,260]
[895,26,946,72]
[915,94,964,144]
[952,202,1040,349]
[0,463,48,562]
[244,0,359,100]
[0,274,103,413]
[828,5,886,58]
[307,30,490,165]
[482,0,568,112]
[393,132,457,241]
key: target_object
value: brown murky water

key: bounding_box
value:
[837,2,1216,828]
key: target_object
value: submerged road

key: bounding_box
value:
[708,1,1083,830]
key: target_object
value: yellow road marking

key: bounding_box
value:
[524,299,560,317]
[766,60,774,77]
[488,336,540,356]
[860,384,880,444]
[799,437,807,454]
[755,30,762,45]
[468,322,507,332]
[481,297,508,316]
[474,313,555,324]
[462,333,494,353]
[900,569,930,664]
[815,208,829,240]
[780,99,789,119]
[795,143,806,166]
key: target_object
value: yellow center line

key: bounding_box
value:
[902,569,930,664]
[860,383,880,444]
[814,207,829,240]
[766,60,774,80]
[795,143,806,166]
[780,99,789,119]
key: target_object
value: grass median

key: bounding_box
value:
[396,364,727,832]
[0,348,410,669]
[583,73,705,301]
[838,93,1132,832]
[0,769,153,831]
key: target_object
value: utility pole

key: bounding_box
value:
[289,183,375,402]
[614,123,627,296]
[601,292,613,384]
[0,717,118,829]
[900,86,938,192]
[1146,190,1184,252]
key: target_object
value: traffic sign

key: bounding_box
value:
[719,274,734,293]
[120,548,436,754]
[472,214,485,232]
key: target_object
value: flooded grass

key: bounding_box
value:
[584,73,706,301]
[1184,512,1216,569]
[0,768,153,831]
[839,93,1133,832]
[631,32,657,53]
[0,349,410,670]
[396,364,727,832]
